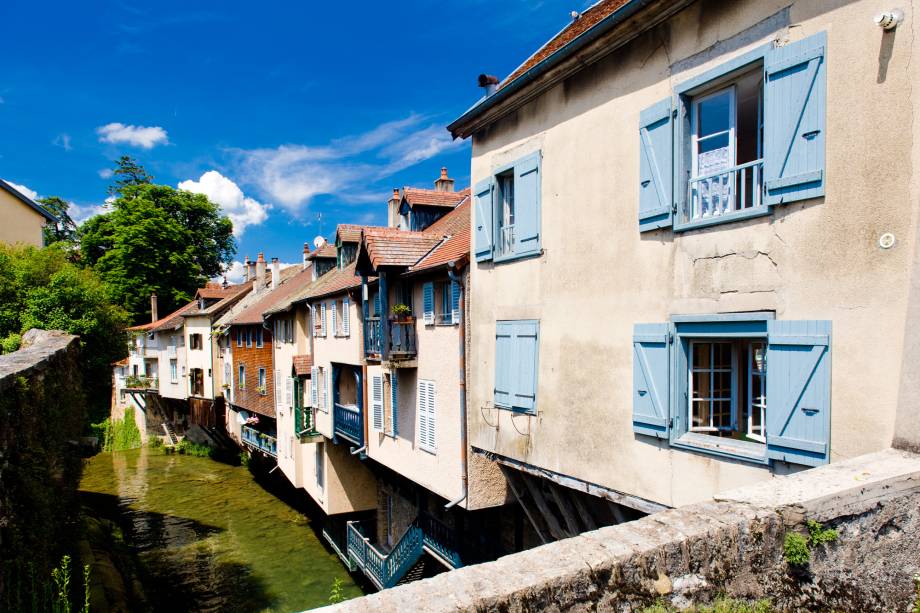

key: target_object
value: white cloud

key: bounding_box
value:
[231,114,464,215]
[53,133,72,151]
[98,168,114,179]
[96,122,169,149]
[5,180,38,201]
[70,202,109,223]
[178,170,270,237]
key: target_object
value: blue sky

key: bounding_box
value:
[0,0,584,277]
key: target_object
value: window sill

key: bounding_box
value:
[493,403,537,416]
[334,334,350,339]
[673,205,770,233]
[673,432,768,465]
[492,248,542,265]
[419,446,437,456]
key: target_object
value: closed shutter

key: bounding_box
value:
[320,302,327,337]
[638,97,674,231]
[450,280,461,325]
[632,323,671,439]
[371,375,384,432]
[513,152,541,257]
[331,300,337,336]
[494,322,514,408]
[342,297,350,337]
[765,320,831,466]
[426,380,436,452]
[473,178,493,262]
[285,377,294,408]
[322,369,329,411]
[423,282,434,325]
[390,370,398,436]
[511,321,539,412]
[764,32,826,205]
[311,366,318,407]
[373,291,381,317]
[417,380,429,449]
[311,306,317,337]
[275,369,282,408]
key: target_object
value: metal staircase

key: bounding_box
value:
[161,422,179,446]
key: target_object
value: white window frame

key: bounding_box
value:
[688,340,736,433]
[690,86,736,221]
[169,359,178,383]
[417,379,436,454]
[747,342,767,443]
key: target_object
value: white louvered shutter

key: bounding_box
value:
[275,369,282,409]
[320,303,327,337]
[342,298,351,337]
[311,305,317,337]
[321,368,328,411]
[331,300,337,336]
[371,375,384,432]
[417,380,429,450]
[285,377,294,408]
[311,366,318,407]
[426,380,436,452]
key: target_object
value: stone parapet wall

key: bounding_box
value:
[321,449,920,612]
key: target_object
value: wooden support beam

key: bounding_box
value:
[569,489,598,532]
[548,482,581,536]
[521,473,569,540]
[503,469,548,545]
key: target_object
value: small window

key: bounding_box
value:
[190,333,203,350]
[256,328,264,348]
[246,328,253,348]
[170,359,178,383]
[496,170,515,258]
[237,329,243,347]
[238,365,246,390]
[258,368,266,395]
[315,442,325,490]
[494,321,539,413]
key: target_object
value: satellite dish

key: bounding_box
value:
[313,236,326,249]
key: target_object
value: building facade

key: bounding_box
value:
[0,179,56,247]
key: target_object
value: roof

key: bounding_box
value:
[0,178,57,222]
[295,261,364,302]
[306,243,337,259]
[228,265,306,325]
[408,201,471,274]
[336,224,365,244]
[183,282,251,317]
[361,228,442,269]
[424,196,470,236]
[293,355,313,375]
[128,299,199,333]
[403,187,470,209]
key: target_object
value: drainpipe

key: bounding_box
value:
[445,263,468,509]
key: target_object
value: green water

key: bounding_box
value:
[79,447,364,612]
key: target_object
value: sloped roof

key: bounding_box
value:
[0,178,57,222]
[229,266,306,325]
[293,355,313,375]
[336,224,365,244]
[361,228,442,269]
[182,282,252,317]
[407,199,471,273]
[295,261,364,302]
[403,187,470,209]
[128,299,199,333]
[306,243,337,259]
[424,196,470,236]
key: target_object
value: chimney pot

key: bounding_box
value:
[434,167,455,192]
[478,74,499,96]
[150,293,158,323]
[256,253,267,288]
[271,257,280,290]
[243,256,251,281]
[303,243,310,269]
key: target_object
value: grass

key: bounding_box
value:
[639,596,773,613]
[164,439,214,458]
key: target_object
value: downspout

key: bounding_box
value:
[445,263,468,509]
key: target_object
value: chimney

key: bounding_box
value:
[243,255,251,281]
[271,257,280,290]
[388,188,401,227]
[478,74,499,97]
[434,167,455,192]
[256,252,267,288]
[150,293,158,323]
[303,243,310,269]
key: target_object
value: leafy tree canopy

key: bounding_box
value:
[108,154,153,196]
[38,196,79,247]
[81,158,235,323]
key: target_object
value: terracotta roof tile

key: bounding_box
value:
[293,355,313,375]
[403,187,470,208]
[408,201,471,273]
[306,244,337,259]
[230,266,311,325]
[499,0,630,92]
[127,300,199,333]
[362,229,443,269]
[424,197,470,236]
[298,262,364,301]
[336,224,365,243]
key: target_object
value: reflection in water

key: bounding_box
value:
[80,448,363,612]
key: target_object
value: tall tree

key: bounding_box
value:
[38,196,78,247]
[80,180,235,323]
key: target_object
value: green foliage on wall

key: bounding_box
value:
[102,408,142,452]
[783,520,838,567]
[640,597,773,613]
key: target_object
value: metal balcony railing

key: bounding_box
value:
[687,159,763,222]
[333,403,363,446]
[499,224,515,256]
[241,425,277,457]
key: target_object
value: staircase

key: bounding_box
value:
[346,513,462,590]
[162,422,179,446]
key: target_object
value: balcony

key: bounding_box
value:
[498,224,515,257]
[364,317,382,359]
[241,425,277,457]
[685,159,764,226]
[124,375,158,390]
[364,317,417,363]
[333,402,363,446]
[295,404,319,439]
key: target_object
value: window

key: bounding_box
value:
[275,319,294,343]
[256,328,264,348]
[473,152,542,263]
[423,281,460,326]
[258,368,266,394]
[417,379,436,453]
[638,32,827,233]
[237,329,243,347]
[494,320,539,413]
[310,366,327,411]
[190,333,203,350]
[170,359,178,383]
[632,316,831,467]
[315,442,325,490]
[238,364,246,390]
[246,328,253,348]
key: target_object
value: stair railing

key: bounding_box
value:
[346,520,424,589]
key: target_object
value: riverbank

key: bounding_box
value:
[79,447,365,612]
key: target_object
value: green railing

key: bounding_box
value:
[242,425,277,457]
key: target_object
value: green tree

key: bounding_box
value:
[0,243,129,422]
[38,196,78,247]
[81,180,235,323]
[108,154,153,196]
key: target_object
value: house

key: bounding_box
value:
[0,179,56,247]
[388,167,470,231]
[447,0,920,535]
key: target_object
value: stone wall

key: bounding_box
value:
[0,329,86,598]
[321,449,920,612]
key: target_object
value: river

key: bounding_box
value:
[79,447,365,612]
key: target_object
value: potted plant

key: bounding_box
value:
[392,303,413,322]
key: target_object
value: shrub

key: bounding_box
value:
[1,332,21,354]
[102,407,142,451]
[783,532,811,566]
[807,519,838,546]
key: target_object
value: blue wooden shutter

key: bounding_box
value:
[423,282,434,325]
[371,375,384,432]
[765,320,831,466]
[494,322,514,408]
[632,323,671,438]
[512,321,539,412]
[513,152,541,258]
[373,290,381,317]
[638,98,673,231]
[342,297,350,336]
[763,32,826,205]
[390,371,398,436]
[450,280,461,324]
[473,178,493,262]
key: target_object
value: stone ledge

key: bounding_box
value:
[0,329,79,392]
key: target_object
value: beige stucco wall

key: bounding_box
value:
[156,330,186,400]
[311,292,364,438]
[468,0,919,508]
[271,313,301,485]
[185,316,214,398]
[0,190,47,247]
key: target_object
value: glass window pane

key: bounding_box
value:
[713,371,732,398]
[693,400,710,428]
[714,343,732,369]
[697,91,731,137]
[697,132,730,155]
[693,343,710,369]
[692,371,711,399]
[713,400,732,429]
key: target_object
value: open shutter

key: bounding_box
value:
[426,381,436,452]
[311,306,317,338]
[473,178,493,262]
[331,300,337,336]
[371,375,384,432]
[417,380,429,449]
[494,322,514,408]
[342,297,350,336]
[450,280,461,324]
[310,366,318,407]
[638,98,673,231]
[423,282,434,325]
[322,369,329,411]
[765,320,831,466]
[764,32,826,205]
[285,377,294,408]
[389,371,398,436]
[632,323,671,438]
[512,321,539,412]
[320,303,327,337]
[274,369,281,407]
[513,152,541,257]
